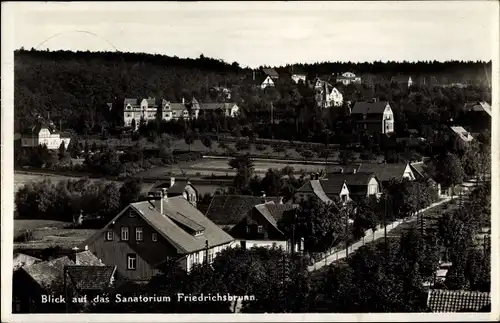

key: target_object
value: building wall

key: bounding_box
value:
[382,105,395,134]
[367,177,380,196]
[181,242,234,272]
[21,128,71,149]
[83,207,178,281]
[329,88,344,107]
[261,76,275,89]
[291,74,306,84]
[181,185,198,207]
[402,164,416,180]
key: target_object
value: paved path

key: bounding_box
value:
[307,178,482,272]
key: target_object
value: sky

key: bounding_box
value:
[9,1,499,68]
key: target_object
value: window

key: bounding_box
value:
[105,231,113,241]
[129,210,136,217]
[341,195,348,202]
[127,113,131,117]
[194,252,200,264]
[121,227,129,241]
[136,227,143,241]
[152,232,158,242]
[257,225,264,233]
[127,254,137,270]
[246,226,250,233]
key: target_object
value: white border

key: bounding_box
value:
[2,1,499,322]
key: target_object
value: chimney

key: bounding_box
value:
[69,246,80,263]
[170,177,175,188]
[315,172,320,180]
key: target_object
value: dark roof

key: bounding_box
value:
[66,266,116,291]
[169,103,188,111]
[358,163,409,182]
[23,257,75,288]
[351,101,390,115]
[427,289,491,312]
[262,68,279,78]
[290,66,306,75]
[139,197,234,253]
[296,180,333,204]
[124,98,139,106]
[205,195,282,226]
[13,253,41,271]
[74,250,104,266]
[261,202,297,223]
[319,178,347,199]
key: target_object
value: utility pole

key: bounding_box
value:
[384,193,388,251]
[205,240,209,268]
[345,204,350,258]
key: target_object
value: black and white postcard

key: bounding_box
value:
[1,1,499,322]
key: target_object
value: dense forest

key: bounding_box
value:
[14,48,492,137]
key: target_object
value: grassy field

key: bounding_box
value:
[14,219,97,249]
[82,137,343,161]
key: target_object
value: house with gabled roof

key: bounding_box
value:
[357,162,415,186]
[350,99,395,134]
[205,195,283,231]
[335,72,362,85]
[80,193,234,281]
[12,250,110,313]
[290,66,307,84]
[229,202,302,252]
[262,68,279,80]
[148,177,198,207]
[21,117,71,149]
[294,178,351,205]
[324,171,382,200]
[314,79,343,108]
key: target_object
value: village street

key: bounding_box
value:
[307,178,480,272]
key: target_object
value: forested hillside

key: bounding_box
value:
[14,48,491,136]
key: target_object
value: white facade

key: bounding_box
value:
[382,105,395,134]
[327,87,344,107]
[337,72,362,85]
[402,164,416,181]
[340,182,350,203]
[261,76,275,89]
[235,239,303,253]
[408,77,413,88]
[21,127,71,149]
[367,177,380,196]
[183,241,235,272]
[291,74,307,84]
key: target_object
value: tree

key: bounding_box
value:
[200,134,212,152]
[229,154,254,192]
[271,142,285,157]
[280,196,344,253]
[351,198,378,241]
[130,118,136,131]
[339,150,355,164]
[184,131,195,152]
[260,168,282,196]
[436,152,465,194]
[235,139,250,151]
[119,177,143,208]
[58,141,67,160]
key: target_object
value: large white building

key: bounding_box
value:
[335,72,362,85]
[123,97,240,128]
[314,79,344,108]
[21,119,71,149]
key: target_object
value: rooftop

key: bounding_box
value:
[351,101,389,115]
[205,195,282,226]
[427,289,491,312]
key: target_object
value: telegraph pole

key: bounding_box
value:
[205,240,209,268]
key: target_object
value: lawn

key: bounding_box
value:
[14,219,97,249]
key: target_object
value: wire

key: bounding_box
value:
[35,30,119,52]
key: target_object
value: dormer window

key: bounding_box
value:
[194,230,203,237]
